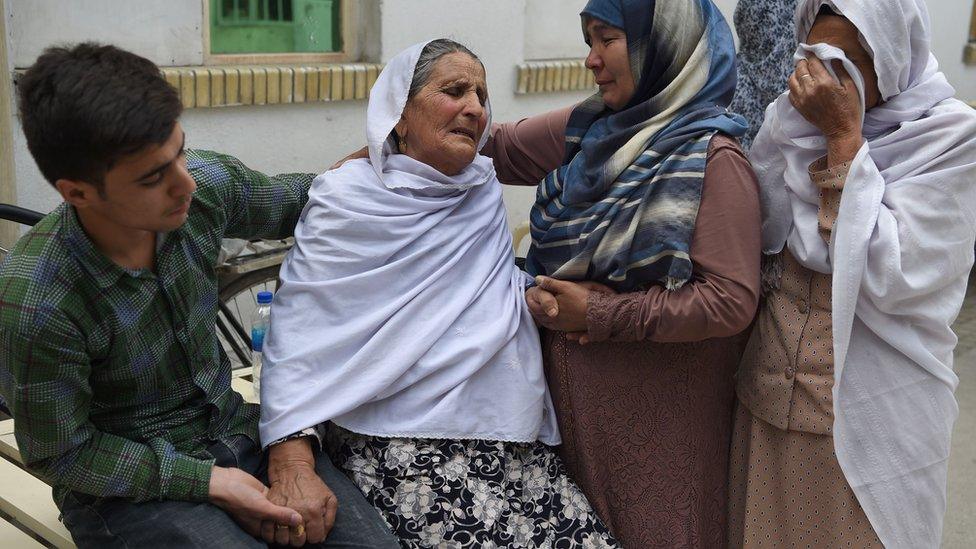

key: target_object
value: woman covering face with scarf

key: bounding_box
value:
[486,1,760,546]
[728,1,976,548]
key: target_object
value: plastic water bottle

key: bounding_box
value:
[251,290,273,399]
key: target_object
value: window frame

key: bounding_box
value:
[203,0,359,65]
[971,1,976,42]
[966,0,976,66]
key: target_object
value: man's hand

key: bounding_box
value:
[209,466,302,538]
[329,147,368,170]
[262,438,338,547]
[528,277,616,342]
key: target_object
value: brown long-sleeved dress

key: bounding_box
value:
[487,109,762,548]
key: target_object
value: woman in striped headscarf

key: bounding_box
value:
[485,0,761,546]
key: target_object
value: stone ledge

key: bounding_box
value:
[160,63,383,108]
[516,59,595,95]
[12,59,594,109]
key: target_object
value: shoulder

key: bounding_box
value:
[186,148,247,178]
[182,148,288,226]
[890,98,976,143]
[185,148,250,199]
[178,149,241,236]
[320,158,376,185]
[889,99,976,173]
[706,133,748,162]
[307,158,383,202]
[927,99,976,138]
[703,133,759,196]
[0,206,83,336]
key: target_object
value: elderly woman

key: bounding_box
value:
[485,1,761,546]
[728,1,976,548]
[257,39,618,548]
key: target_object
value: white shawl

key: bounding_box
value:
[752,1,976,547]
[259,41,559,447]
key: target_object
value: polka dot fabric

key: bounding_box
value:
[727,403,883,548]
[735,156,851,436]
[810,156,849,243]
[729,158,880,546]
[735,250,836,435]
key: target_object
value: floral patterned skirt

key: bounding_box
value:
[324,425,620,548]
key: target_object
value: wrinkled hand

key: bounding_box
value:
[208,466,302,539]
[788,56,865,165]
[527,276,615,340]
[262,439,338,547]
[788,57,862,140]
[329,146,368,170]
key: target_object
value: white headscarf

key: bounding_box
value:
[365,41,492,179]
[259,40,559,447]
[752,2,976,547]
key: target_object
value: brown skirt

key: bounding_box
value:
[727,401,882,548]
[544,329,747,548]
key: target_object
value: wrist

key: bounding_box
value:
[826,132,863,165]
[584,290,614,343]
[268,438,316,483]
[208,465,228,504]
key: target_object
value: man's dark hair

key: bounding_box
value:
[17,43,183,188]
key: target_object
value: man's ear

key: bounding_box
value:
[54,178,100,209]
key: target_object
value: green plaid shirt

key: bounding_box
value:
[0,149,314,505]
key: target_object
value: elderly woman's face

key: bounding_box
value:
[807,14,881,109]
[396,52,488,176]
[583,17,635,111]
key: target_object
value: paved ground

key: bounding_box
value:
[943,274,976,547]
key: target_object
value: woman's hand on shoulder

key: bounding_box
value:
[329,146,368,170]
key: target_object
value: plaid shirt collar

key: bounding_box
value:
[60,204,176,289]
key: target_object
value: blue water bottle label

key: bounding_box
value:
[251,327,266,352]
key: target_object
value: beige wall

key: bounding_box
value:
[0,0,18,249]
[2,0,973,223]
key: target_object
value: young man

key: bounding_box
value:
[0,43,397,548]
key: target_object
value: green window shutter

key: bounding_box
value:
[210,0,341,54]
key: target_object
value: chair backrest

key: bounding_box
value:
[0,204,44,256]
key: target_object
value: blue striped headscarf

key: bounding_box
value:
[526,0,747,291]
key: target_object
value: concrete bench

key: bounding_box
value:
[0,376,257,547]
[0,517,45,548]
[0,455,74,548]
[0,418,19,464]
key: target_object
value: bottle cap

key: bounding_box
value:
[256,291,273,304]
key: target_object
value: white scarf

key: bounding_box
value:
[259,41,559,447]
[752,1,976,547]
